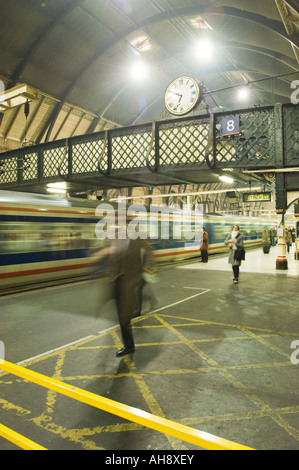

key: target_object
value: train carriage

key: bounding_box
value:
[0,190,274,291]
[0,191,104,290]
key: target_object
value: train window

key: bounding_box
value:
[214,225,230,240]
[0,220,100,254]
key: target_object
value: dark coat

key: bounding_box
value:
[201,231,209,251]
[109,238,154,327]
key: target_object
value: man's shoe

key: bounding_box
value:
[116,346,135,357]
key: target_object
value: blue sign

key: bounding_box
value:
[222,116,240,136]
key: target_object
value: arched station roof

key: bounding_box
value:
[0,0,298,152]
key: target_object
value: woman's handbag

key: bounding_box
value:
[234,248,245,261]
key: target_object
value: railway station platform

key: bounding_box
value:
[1,245,299,451]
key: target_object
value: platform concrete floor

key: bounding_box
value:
[1,246,299,450]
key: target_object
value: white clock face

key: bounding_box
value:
[164,76,200,115]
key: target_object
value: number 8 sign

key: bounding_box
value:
[222,116,240,136]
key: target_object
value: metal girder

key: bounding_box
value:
[275,0,299,64]
[276,0,299,36]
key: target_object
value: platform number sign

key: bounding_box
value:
[222,116,240,136]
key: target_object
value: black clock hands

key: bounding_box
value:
[169,91,182,98]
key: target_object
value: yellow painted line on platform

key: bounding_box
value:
[0,423,47,450]
[0,360,253,450]
[0,397,31,416]
[109,327,187,450]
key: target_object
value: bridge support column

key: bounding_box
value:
[274,104,288,270]
[276,225,288,270]
[275,171,288,270]
[295,221,299,260]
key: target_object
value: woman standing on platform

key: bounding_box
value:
[224,225,244,284]
[200,226,209,263]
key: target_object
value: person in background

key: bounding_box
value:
[286,228,293,253]
[224,225,244,284]
[270,227,276,246]
[201,226,209,263]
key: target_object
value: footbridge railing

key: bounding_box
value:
[0,103,297,191]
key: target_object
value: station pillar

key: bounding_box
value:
[275,172,288,270]
[274,104,288,270]
[295,221,299,261]
[276,224,288,270]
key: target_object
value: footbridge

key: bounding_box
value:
[0,103,298,212]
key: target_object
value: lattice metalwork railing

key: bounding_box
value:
[215,108,276,168]
[0,104,296,188]
[111,129,155,170]
[43,146,67,179]
[283,104,299,165]
[159,119,210,167]
[22,152,39,182]
[72,137,107,174]
[0,156,18,184]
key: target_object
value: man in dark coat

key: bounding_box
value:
[95,237,154,357]
[111,238,153,356]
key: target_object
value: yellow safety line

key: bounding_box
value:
[0,360,254,450]
[0,423,47,450]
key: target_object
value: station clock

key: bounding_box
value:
[164,76,202,115]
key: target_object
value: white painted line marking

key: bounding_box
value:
[183,287,210,290]
[17,335,95,366]
[148,289,211,314]
[17,290,211,365]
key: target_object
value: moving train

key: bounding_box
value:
[0,190,274,292]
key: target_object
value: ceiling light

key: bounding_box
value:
[130,61,148,81]
[194,39,214,60]
[47,188,67,194]
[47,182,67,194]
[238,86,250,101]
[47,182,67,189]
[219,175,234,183]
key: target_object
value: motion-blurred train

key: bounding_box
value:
[0,190,274,292]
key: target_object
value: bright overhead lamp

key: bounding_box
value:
[0,83,38,111]
[130,61,148,81]
[237,86,251,101]
[46,188,67,194]
[47,182,67,189]
[219,175,234,183]
[47,182,67,194]
[194,39,214,60]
